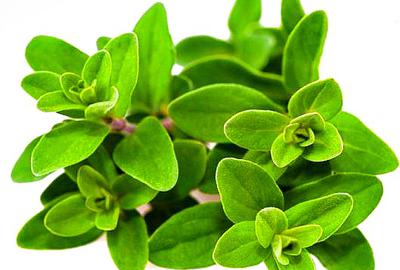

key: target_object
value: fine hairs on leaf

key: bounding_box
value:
[12,0,398,270]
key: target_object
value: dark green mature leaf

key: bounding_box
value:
[243,151,287,181]
[44,194,96,237]
[283,11,328,93]
[330,112,398,174]
[181,57,289,103]
[37,91,86,112]
[12,136,46,182]
[26,35,88,74]
[200,144,246,194]
[113,117,178,191]
[17,205,102,250]
[285,173,383,234]
[229,0,261,37]
[107,211,148,270]
[281,0,305,35]
[285,193,353,241]
[176,36,234,66]
[225,110,290,151]
[169,75,193,101]
[310,229,374,270]
[169,84,283,142]
[96,36,111,50]
[288,79,343,120]
[40,174,78,205]
[216,158,284,223]
[271,135,304,168]
[213,221,268,268]
[149,203,232,269]
[32,121,110,176]
[21,71,61,99]
[105,33,139,117]
[133,3,175,112]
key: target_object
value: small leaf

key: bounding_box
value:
[96,36,111,50]
[105,33,139,117]
[290,113,325,132]
[330,112,399,174]
[283,11,328,92]
[285,193,353,241]
[113,117,178,191]
[271,134,304,168]
[44,194,96,237]
[213,221,268,268]
[149,203,232,269]
[281,0,305,35]
[95,206,120,231]
[169,83,283,142]
[225,110,290,151]
[284,173,383,234]
[37,91,86,112]
[216,158,284,223]
[77,165,109,198]
[40,174,78,205]
[60,72,82,103]
[107,211,148,270]
[303,122,343,162]
[21,71,61,99]
[32,120,110,176]
[282,224,323,248]
[243,150,287,181]
[229,0,261,37]
[274,250,316,270]
[176,35,234,66]
[26,35,88,74]
[85,86,119,119]
[255,208,288,248]
[310,229,374,270]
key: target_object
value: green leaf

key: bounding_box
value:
[271,134,304,168]
[169,84,283,142]
[255,208,288,248]
[17,205,102,250]
[37,91,86,112]
[156,140,207,202]
[112,174,158,210]
[40,174,78,205]
[229,0,261,37]
[213,221,268,268]
[82,50,112,101]
[77,165,109,198]
[85,86,119,119]
[26,35,88,74]
[133,3,175,112]
[60,72,82,103]
[282,224,323,248]
[290,112,325,132]
[310,229,374,270]
[104,33,139,117]
[181,57,289,103]
[176,35,234,66]
[243,151,287,181]
[303,122,343,162]
[107,211,148,270]
[96,36,111,50]
[330,112,399,174]
[32,121,110,176]
[225,110,290,151]
[44,194,96,236]
[169,75,193,101]
[12,136,46,182]
[281,0,305,35]
[149,203,232,269]
[270,250,316,270]
[283,11,328,92]
[284,173,383,234]
[285,193,353,241]
[216,158,284,223]
[200,144,246,194]
[87,145,118,181]
[95,206,120,231]
[288,79,342,121]
[113,117,178,191]
[21,71,61,99]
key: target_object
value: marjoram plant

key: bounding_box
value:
[12,0,398,269]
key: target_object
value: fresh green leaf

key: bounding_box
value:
[284,173,383,234]
[330,112,399,174]
[243,151,287,181]
[85,86,119,119]
[213,221,268,268]
[255,208,288,248]
[281,0,305,35]
[225,110,290,151]
[32,120,110,176]
[282,224,323,248]
[271,134,304,168]
[169,83,283,142]
[26,35,88,74]
[216,158,284,223]
[95,206,120,231]
[77,165,109,198]
[285,193,353,241]
[229,0,261,37]
[44,194,96,237]
[283,11,328,92]
[149,203,232,269]
[87,145,118,181]
[21,71,61,99]
[96,36,111,50]
[107,211,148,270]
[37,91,86,112]
[113,117,178,191]
[133,3,175,112]
[104,33,139,117]
[40,174,78,205]
[290,113,325,132]
[271,249,316,270]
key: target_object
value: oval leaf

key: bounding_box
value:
[271,134,304,168]
[40,174,78,205]
[256,208,288,248]
[21,71,61,99]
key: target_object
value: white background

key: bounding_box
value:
[0,0,399,269]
